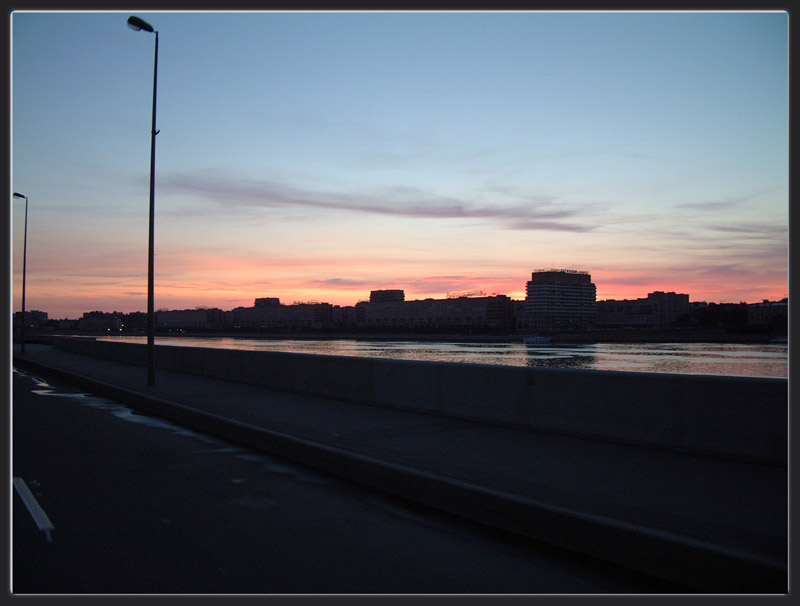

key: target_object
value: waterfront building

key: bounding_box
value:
[523,269,596,332]
[355,293,514,330]
[747,299,788,328]
[332,304,357,328]
[648,291,690,326]
[156,308,225,330]
[227,298,335,330]
[13,310,48,329]
[79,311,122,332]
[356,297,409,327]
[596,291,690,330]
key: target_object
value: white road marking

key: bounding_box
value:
[14,477,55,542]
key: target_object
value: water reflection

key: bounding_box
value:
[98,336,787,378]
[524,344,598,370]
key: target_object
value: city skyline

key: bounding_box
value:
[11,11,789,320]
[16,274,787,322]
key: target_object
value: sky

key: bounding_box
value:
[10,10,789,319]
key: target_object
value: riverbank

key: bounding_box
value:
[548,328,785,345]
[21,326,786,345]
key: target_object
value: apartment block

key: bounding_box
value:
[523,269,597,332]
[596,291,690,330]
[227,299,335,330]
[355,292,514,329]
[78,311,122,332]
[747,299,788,327]
[156,308,225,330]
[13,310,48,329]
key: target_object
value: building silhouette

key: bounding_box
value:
[523,269,597,332]
[596,291,690,330]
[354,291,513,330]
[228,299,335,330]
[747,299,788,328]
[79,310,121,332]
[157,307,225,330]
[21,269,786,336]
[13,310,48,330]
[369,289,405,303]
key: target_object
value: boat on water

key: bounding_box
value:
[524,335,552,345]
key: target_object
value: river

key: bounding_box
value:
[98,336,788,379]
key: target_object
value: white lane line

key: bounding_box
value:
[14,477,55,542]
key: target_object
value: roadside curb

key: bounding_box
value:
[13,355,787,593]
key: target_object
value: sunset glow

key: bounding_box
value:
[11,11,788,319]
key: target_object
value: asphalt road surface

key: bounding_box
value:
[12,368,687,594]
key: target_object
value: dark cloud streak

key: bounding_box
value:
[673,192,763,212]
[158,171,598,232]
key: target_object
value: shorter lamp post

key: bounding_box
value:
[13,192,28,354]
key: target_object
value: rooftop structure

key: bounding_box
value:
[370,289,405,303]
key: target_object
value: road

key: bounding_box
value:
[12,367,687,594]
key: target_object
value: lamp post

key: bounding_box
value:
[127,15,159,386]
[12,193,28,354]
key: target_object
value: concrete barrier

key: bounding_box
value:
[53,337,787,465]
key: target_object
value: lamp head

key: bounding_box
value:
[127,16,154,33]
[13,192,27,200]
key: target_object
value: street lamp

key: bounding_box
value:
[12,192,28,355]
[127,15,159,386]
